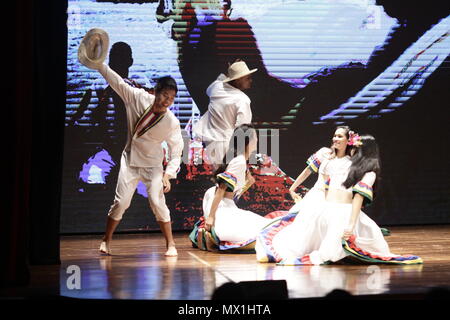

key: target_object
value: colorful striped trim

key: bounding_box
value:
[133,107,166,138]
[353,181,373,206]
[190,212,291,253]
[216,171,237,192]
[324,177,330,191]
[306,153,321,173]
[342,236,423,265]
[256,212,298,263]
[133,106,153,134]
[276,254,314,266]
[276,258,303,266]
[188,218,204,249]
[219,238,256,251]
[189,217,221,251]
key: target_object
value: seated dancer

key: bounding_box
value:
[256,126,354,262]
[288,126,354,213]
[189,124,279,252]
[257,133,422,265]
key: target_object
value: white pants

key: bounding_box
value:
[107,152,170,222]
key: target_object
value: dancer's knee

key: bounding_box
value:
[107,199,130,221]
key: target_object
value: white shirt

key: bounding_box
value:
[223,154,247,196]
[193,74,252,142]
[98,64,183,178]
[321,155,352,192]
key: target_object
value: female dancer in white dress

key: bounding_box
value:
[189,124,278,252]
[288,126,355,213]
[256,126,354,262]
[272,133,421,265]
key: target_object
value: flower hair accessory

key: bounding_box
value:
[348,131,363,147]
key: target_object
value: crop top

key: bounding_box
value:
[323,157,376,206]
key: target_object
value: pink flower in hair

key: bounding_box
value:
[348,131,362,147]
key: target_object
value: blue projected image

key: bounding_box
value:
[62,0,450,233]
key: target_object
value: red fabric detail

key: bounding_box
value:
[301,255,312,265]
[347,236,400,261]
[264,210,289,219]
[356,181,372,191]
[198,216,205,229]
[263,216,296,262]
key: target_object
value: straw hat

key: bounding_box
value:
[222,61,257,83]
[78,28,109,70]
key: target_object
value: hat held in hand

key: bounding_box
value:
[78,28,109,70]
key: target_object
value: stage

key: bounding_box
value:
[7,224,446,301]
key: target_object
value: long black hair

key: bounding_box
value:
[213,123,256,182]
[343,134,381,192]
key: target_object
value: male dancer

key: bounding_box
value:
[193,60,257,167]
[95,62,184,257]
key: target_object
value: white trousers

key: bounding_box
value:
[107,152,170,222]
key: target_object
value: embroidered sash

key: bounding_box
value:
[133,106,165,138]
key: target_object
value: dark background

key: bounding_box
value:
[62,0,449,233]
[3,0,449,286]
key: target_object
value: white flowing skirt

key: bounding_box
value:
[305,202,396,265]
[270,187,326,260]
[203,186,273,243]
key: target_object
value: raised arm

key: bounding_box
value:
[97,63,142,106]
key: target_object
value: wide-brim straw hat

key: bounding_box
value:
[78,28,109,70]
[222,61,257,83]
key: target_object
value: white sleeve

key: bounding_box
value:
[97,63,144,107]
[164,122,184,179]
[206,74,226,96]
[235,98,252,127]
[353,172,376,205]
[307,147,331,173]
[216,157,245,192]
[360,172,376,187]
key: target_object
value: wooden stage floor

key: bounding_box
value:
[25,225,450,300]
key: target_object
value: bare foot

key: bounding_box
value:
[99,241,112,255]
[205,232,219,252]
[165,246,178,257]
[197,228,205,250]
